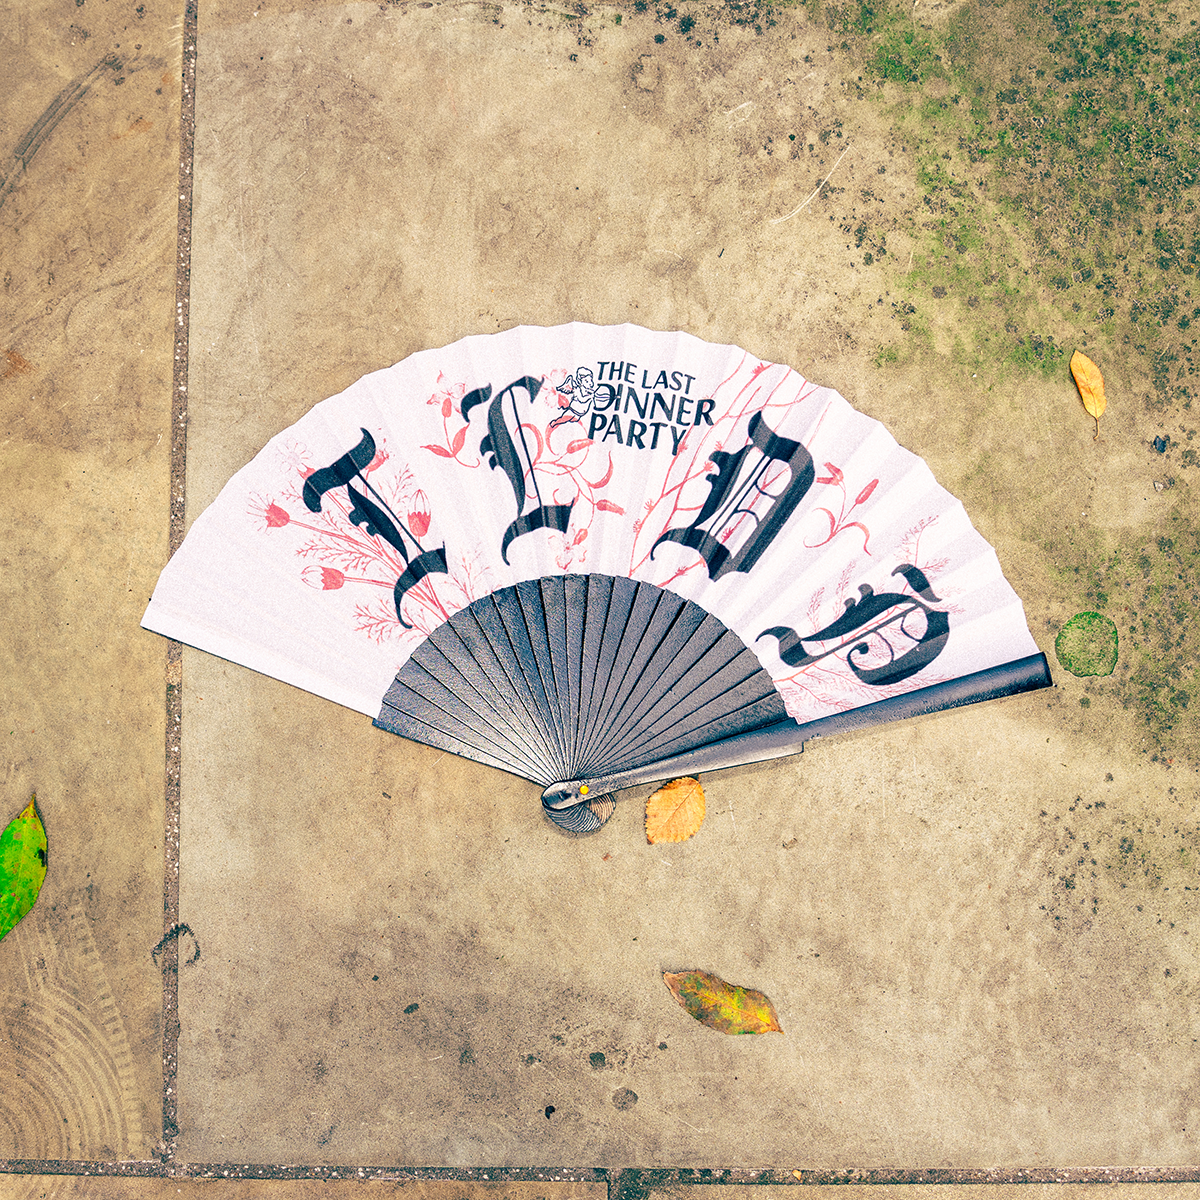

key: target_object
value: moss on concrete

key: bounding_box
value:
[790,0,1200,764]
[1056,611,1119,676]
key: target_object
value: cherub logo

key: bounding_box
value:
[549,367,604,431]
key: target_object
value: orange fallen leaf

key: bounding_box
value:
[645,776,705,843]
[663,969,783,1036]
[1070,350,1106,441]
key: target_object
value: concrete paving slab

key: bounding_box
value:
[4,1178,602,1200]
[0,0,182,1161]
[648,1189,1200,1200]
[177,0,1199,1172]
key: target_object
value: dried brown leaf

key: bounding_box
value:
[1070,350,1106,440]
[645,776,705,844]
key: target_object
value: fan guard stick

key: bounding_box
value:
[542,652,1051,808]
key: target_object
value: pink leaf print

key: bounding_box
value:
[854,479,879,506]
[423,444,454,458]
[816,462,844,485]
[585,457,614,489]
[450,426,467,455]
[566,438,592,455]
[595,499,624,514]
[264,502,290,529]
[442,396,453,418]
[813,508,837,537]
[574,528,588,546]
[843,521,871,553]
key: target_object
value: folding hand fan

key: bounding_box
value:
[144,323,1051,832]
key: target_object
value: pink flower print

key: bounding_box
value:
[302,565,346,590]
[408,490,431,539]
[427,372,467,418]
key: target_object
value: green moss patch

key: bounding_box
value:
[1056,611,1119,676]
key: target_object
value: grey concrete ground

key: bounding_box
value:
[2,0,1199,1185]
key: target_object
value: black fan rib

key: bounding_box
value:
[374,574,788,787]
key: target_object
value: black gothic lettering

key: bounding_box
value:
[651,411,816,580]
[306,428,449,627]
[462,376,576,564]
[759,564,950,686]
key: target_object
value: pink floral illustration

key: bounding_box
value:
[408,490,431,538]
[805,463,878,554]
[420,373,478,466]
[248,440,491,646]
[350,549,494,643]
[432,371,627,573]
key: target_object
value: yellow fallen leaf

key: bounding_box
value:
[663,969,783,1035]
[645,776,705,844]
[1070,350,1106,441]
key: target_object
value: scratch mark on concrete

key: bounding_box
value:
[0,55,125,212]
[771,141,853,224]
[236,179,264,374]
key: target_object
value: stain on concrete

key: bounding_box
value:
[0,53,124,211]
[2,348,34,378]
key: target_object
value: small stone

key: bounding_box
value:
[1154,480,1164,492]
[611,1088,639,1110]
[1153,435,1168,453]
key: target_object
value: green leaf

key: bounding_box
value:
[0,795,48,942]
